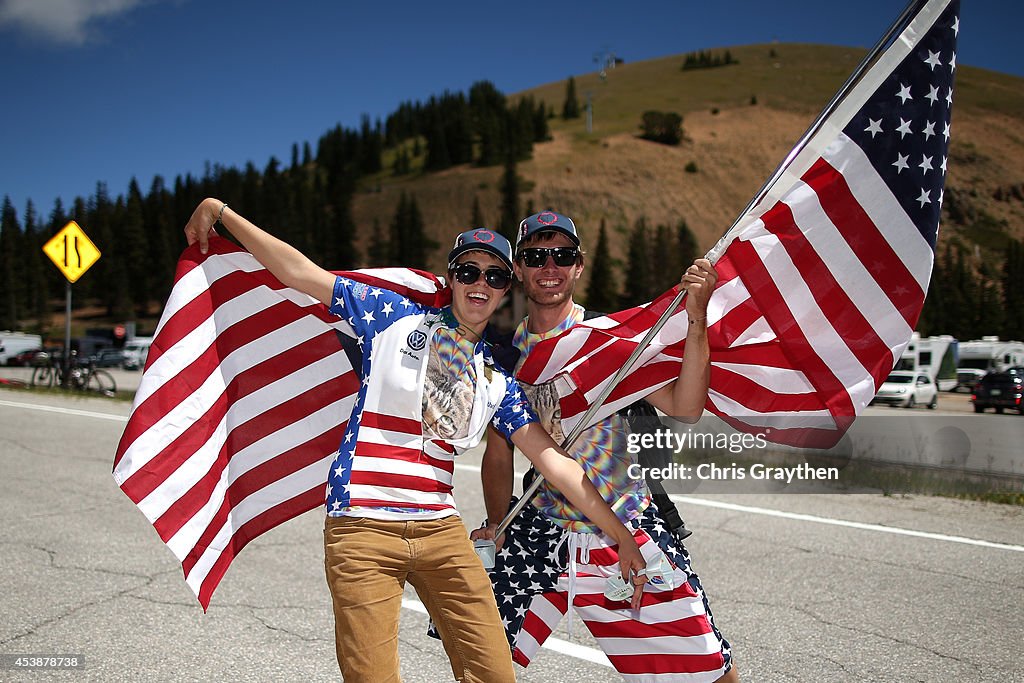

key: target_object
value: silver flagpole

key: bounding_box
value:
[486,0,931,548]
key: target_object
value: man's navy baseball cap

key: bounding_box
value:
[447,229,514,271]
[515,211,581,251]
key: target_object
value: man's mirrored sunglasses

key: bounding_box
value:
[452,263,512,289]
[517,247,580,268]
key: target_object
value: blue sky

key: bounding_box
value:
[1,0,1020,220]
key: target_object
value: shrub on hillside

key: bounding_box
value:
[639,111,683,146]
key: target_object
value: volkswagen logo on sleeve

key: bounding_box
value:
[406,329,427,351]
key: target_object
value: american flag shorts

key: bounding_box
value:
[491,499,733,681]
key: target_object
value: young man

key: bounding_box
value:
[473,211,738,682]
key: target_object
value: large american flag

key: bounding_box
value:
[519,0,959,449]
[114,0,959,607]
[112,241,448,608]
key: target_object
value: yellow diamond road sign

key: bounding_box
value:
[43,221,101,283]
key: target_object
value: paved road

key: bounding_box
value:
[0,389,1022,681]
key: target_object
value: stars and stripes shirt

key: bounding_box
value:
[326,275,537,520]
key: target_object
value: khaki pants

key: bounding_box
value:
[324,515,515,683]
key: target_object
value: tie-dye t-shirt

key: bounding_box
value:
[513,304,650,532]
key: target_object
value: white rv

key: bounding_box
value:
[893,332,921,373]
[918,335,959,392]
[0,331,43,365]
[895,333,960,392]
[956,337,1024,390]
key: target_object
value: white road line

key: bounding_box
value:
[400,598,612,668]
[670,495,1024,552]
[0,398,128,422]
[457,461,1023,553]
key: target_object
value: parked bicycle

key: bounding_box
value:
[31,353,117,397]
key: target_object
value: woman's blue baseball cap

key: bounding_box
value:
[447,229,514,271]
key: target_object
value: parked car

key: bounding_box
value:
[6,348,43,366]
[971,371,1024,414]
[955,369,985,393]
[122,337,153,371]
[871,371,938,409]
[89,348,129,368]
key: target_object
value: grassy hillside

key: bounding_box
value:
[351,43,1024,293]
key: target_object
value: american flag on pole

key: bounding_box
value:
[112,239,448,608]
[517,0,960,448]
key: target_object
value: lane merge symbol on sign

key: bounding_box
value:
[43,221,101,283]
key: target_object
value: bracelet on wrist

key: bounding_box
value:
[216,202,228,225]
[688,315,707,325]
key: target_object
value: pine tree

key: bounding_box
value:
[562,76,580,120]
[391,193,437,270]
[1002,239,1024,340]
[528,96,550,142]
[359,114,383,175]
[328,190,360,270]
[122,179,150,316]
[43,199,69,308]
[261,157,288,242]
[585,219,618,311]
[20,201,48,334]
[470,80,508,166]
[498,156,520,243]
[87,182,122,313]
[677,219,699,267]
[653,223,679,294]
[470,195,485,228]
[393,148,411,176]
[950,248,976,339]
[367,217,391,266]
[975,262,1004,337]
[0,197,22,329]
[145,176,176,308]
[424,114,452,171]
[619,217,657,308]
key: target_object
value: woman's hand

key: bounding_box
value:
[183,198,223,254]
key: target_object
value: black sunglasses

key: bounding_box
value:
[517,246,579,268]
[452,263,512,289]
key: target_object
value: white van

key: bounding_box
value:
[122,337,153,371]
[0,332,43,365]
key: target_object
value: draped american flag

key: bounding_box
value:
[114,0,959,607]
[518,0,959,448]
[112,239,449,608]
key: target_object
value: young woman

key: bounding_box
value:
[184,198,647,683]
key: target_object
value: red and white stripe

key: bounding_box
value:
[344,412,458,511]
[113,238,448,608]
[512,530,729,682]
